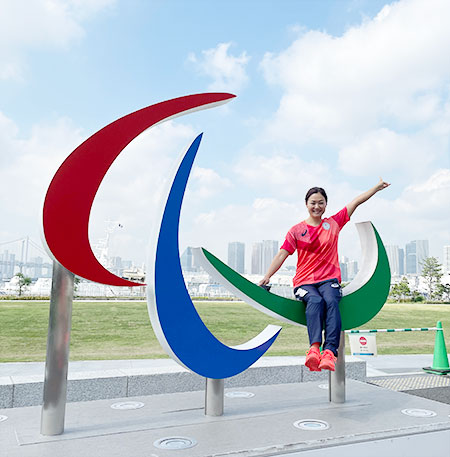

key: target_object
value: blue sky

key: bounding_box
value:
[1,0,449,271]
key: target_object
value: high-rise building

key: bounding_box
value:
[347,260,359,280]
[109,256,123,276]
[444,246,450,274]
[398,248,405,275]
[0,250,16,279]
[181,247,194,271]
[228,242,245,274]
[121,260,132,269]
[416,240,429,274]
[251,242,263,274]
[262,240,278,275]
[339,262,348,282]
[31,256,43,279]
[405,241,417,274]
[406,240,429,275]
[385,245,400,276]
[0,250,5,279]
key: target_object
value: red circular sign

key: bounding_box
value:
[359,336,367,345]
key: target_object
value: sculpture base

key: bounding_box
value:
[3,380,450,456]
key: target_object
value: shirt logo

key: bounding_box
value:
[301,229,308,236]
[322,222,330,230]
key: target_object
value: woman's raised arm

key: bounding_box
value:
[346,178,390,218]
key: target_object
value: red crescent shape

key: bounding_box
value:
[43,93,236,286]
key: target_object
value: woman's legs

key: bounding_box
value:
[295,280,342,371]
[317,280,342,356]
[297,285,325,371]
[296,285,326,347]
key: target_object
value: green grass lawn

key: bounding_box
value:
[0,300,449,362]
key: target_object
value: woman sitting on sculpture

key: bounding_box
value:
[259,179,390,372]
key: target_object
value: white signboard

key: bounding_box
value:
[348,333,377,356]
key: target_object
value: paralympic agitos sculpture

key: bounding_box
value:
[42,93,390,381]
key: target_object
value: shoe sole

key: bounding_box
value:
[318,363,335,371]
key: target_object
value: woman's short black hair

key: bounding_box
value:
[305,187,328,203]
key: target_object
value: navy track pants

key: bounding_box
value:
[294,278,342,356]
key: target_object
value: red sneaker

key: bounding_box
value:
[305,346,321,371]
[319,349,336,371]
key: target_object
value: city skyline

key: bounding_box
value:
[385,240,430,277]
[3,234,450,281]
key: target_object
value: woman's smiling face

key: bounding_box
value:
[306,192,327,219]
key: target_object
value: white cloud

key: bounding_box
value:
[337,128,440,181]
[410,168,450,194]
[0,112,84,242]
[0,0,116,80]
[337,168,450,263]
[188,42,250,92]
[0,112,20,162]
[67,0,117,20]
[399,169,450,216]
[187,167,232,199]
[260,0,450,147]
[233,151,332,198]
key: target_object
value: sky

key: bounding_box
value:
[1,0,449,273]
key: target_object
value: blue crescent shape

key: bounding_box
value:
[147,134,282,379]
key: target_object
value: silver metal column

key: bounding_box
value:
[40,261,74,436]
[205,378,224,416]
[329,331,345,403]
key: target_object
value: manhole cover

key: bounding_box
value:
[154,437,197,450]
[401,408,437,418]
[0,415,8,423]
[294,419,330,430]
[110,401,145,410]
[318,384,329,390]
[225,391,255,398]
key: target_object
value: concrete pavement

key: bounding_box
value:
[1,377,449,457]
[1,354,450,456]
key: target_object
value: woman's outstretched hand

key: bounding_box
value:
[376,177,390,192]
[346,177,391,217]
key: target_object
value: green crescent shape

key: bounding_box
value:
[194,222,390,330]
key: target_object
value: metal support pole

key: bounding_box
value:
[329,331,345,403]
[40,261,74,436]
[205,378,224,416]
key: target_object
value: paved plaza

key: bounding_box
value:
[1,355,449,456]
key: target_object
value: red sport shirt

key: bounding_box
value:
[280,207,350,287]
